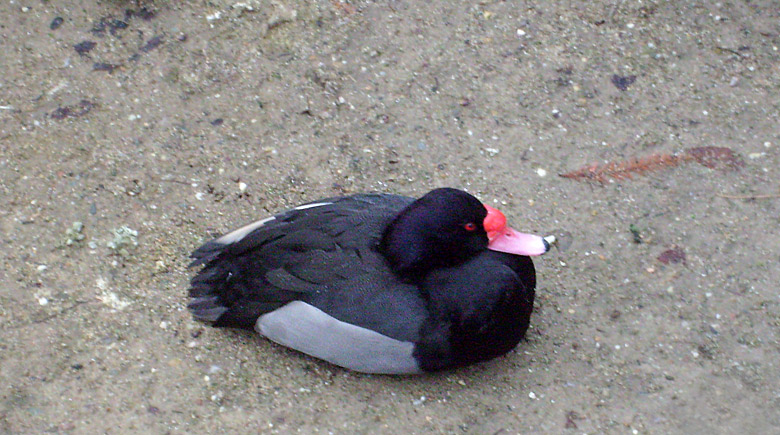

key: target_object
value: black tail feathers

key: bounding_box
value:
[187,241,286,330]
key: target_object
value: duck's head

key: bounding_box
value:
[380,188,552,277]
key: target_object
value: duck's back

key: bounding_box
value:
[187,193,425,337]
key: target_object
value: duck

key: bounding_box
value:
[188,188,553,374]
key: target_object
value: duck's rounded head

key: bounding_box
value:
[379,188,548,278]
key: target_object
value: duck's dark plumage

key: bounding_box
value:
[415,251,535,371]
[188,188,547,374]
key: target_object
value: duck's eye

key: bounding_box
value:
[464,222,477,231]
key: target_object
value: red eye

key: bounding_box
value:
[464,222,477,231]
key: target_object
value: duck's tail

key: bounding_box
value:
[187,241,282,330]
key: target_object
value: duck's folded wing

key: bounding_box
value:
[187,194,413,329]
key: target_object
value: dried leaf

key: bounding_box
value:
[565,410,583,429]
[658,247,686,265]
[611,74,637,91]
[140,36,163,53]
[74,41,96,56]
[51,100,96,120]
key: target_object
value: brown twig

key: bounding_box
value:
[717,192,780,199]
[559,153,685,183]
[559,146,744,184]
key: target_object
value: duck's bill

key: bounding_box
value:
[487,227,555,256]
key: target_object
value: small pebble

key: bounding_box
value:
[65,221,85,245]
[107,226,138,256]
[528,391,537,399]
[536,168,547,177]
[50,17,64,30]
[238,182,247,193]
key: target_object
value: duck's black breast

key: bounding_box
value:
[413,250,536,372]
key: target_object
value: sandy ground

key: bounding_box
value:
[1,0,779,433]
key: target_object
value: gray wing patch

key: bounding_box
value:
[256,301,422,375]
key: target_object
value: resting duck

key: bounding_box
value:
[188,188,553,374]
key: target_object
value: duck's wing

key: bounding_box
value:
[187,193,415,330]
